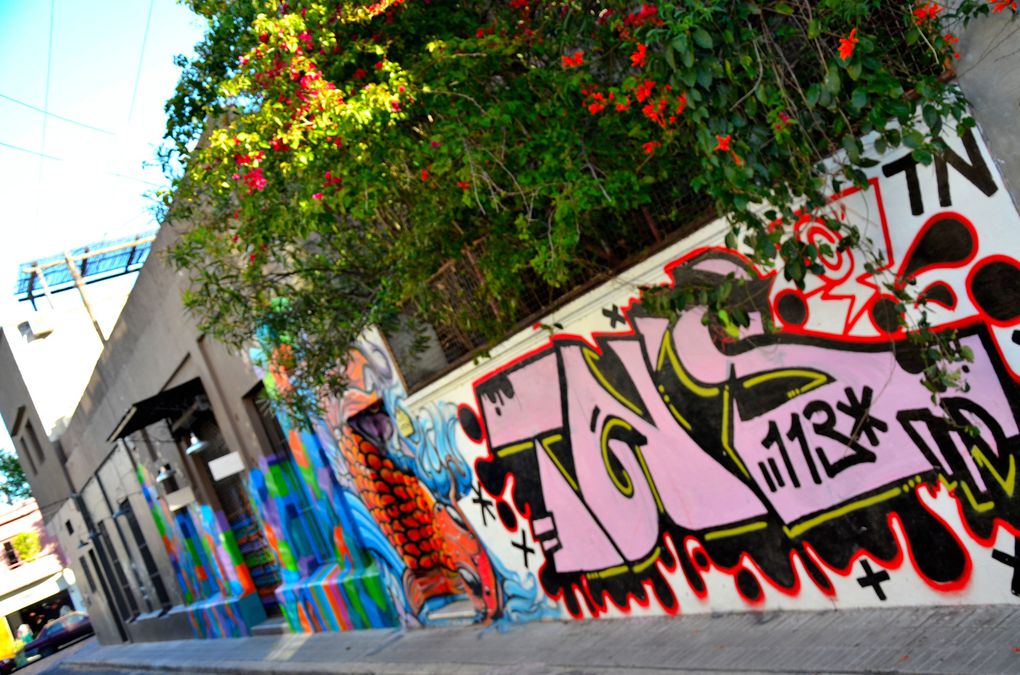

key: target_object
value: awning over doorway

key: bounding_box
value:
[107,378,205,441]
[0,571,68,619]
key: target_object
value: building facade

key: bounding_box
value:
[0,499,83,660]
[4,11,1020,648]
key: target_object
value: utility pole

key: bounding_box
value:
[63,251,106,345]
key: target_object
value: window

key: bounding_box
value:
[19,438,37,475]
[97,521,139,619]
[65,520,74,536]
[79,555,97,594]
[120,500,171,609]
[24,421,44,465]
[3,540,20,568]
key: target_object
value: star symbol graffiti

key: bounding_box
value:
[471,482,496,526]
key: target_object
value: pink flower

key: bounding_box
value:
[312,193,324,200]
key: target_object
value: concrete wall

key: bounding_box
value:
[0,337,69,523]
[957,8,1020,209]
[294,121,1020,624]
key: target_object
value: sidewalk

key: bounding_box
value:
[60,604,1020,674]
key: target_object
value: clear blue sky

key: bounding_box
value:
[0,0,204,309]
[0,0,206,453]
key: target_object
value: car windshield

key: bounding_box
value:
[39,620,66,638]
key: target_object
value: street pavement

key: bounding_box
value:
[17,638,150,675]
[50,604,1020,674]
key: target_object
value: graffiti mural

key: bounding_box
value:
[315,335,556,626]
[130,123,1020,631]
[136,465,267,638]
[246,362,399,632]
[456,126,1020,617]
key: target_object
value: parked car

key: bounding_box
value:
[22,612,93,660]
[0,656,16,674]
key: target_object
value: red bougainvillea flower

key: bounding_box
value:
[913,3,943,24]
[420,169,429,181]
[561,51,584,68]
[586,91,607,114]
[674,93,687,115]
[642,141,660,155]
[990,0,1016,12]
[944,32,960,58]
[634,80,655,102]
[642,98,668,127]
[457,180,471,190]
[714,135,732,152]
[312,192,324,200]
[838,28,858,61]
[625,4,661,28]
[242,168,267,192]
[630,43,647,68]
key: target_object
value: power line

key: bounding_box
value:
[0,93,114,136]
[0,142,163,187]
[127,0,156,125]
[0,140,60,160]
[35,0,57,229]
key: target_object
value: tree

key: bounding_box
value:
[0,448,31,505]
[162,0,1015,415]
[11,532,41,563]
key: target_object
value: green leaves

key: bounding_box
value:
[692,27,714,50]
[161,0,997,417]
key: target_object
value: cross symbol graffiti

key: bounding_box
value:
[992,535,1020,596]
[992,548,1015,567]
[602,304,626,328]
[471,482,496,527]
[856,560,891,601]
[512,529,536,569]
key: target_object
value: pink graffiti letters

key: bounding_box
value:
[471,250,1020,617]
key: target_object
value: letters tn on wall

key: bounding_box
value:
[382,124,1020,621]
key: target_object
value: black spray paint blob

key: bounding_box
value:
[458,405,484,443]
[900,216,975,281]
[970,258,1020,324]
[776,291,808,327]
[735,568,763,602]
[917,282,956,309]
[496,500,518,530]
[870,297,902,335]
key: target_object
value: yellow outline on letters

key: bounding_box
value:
[584,348,644,416]
[704,520,768,541]
[783,486,902,538]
